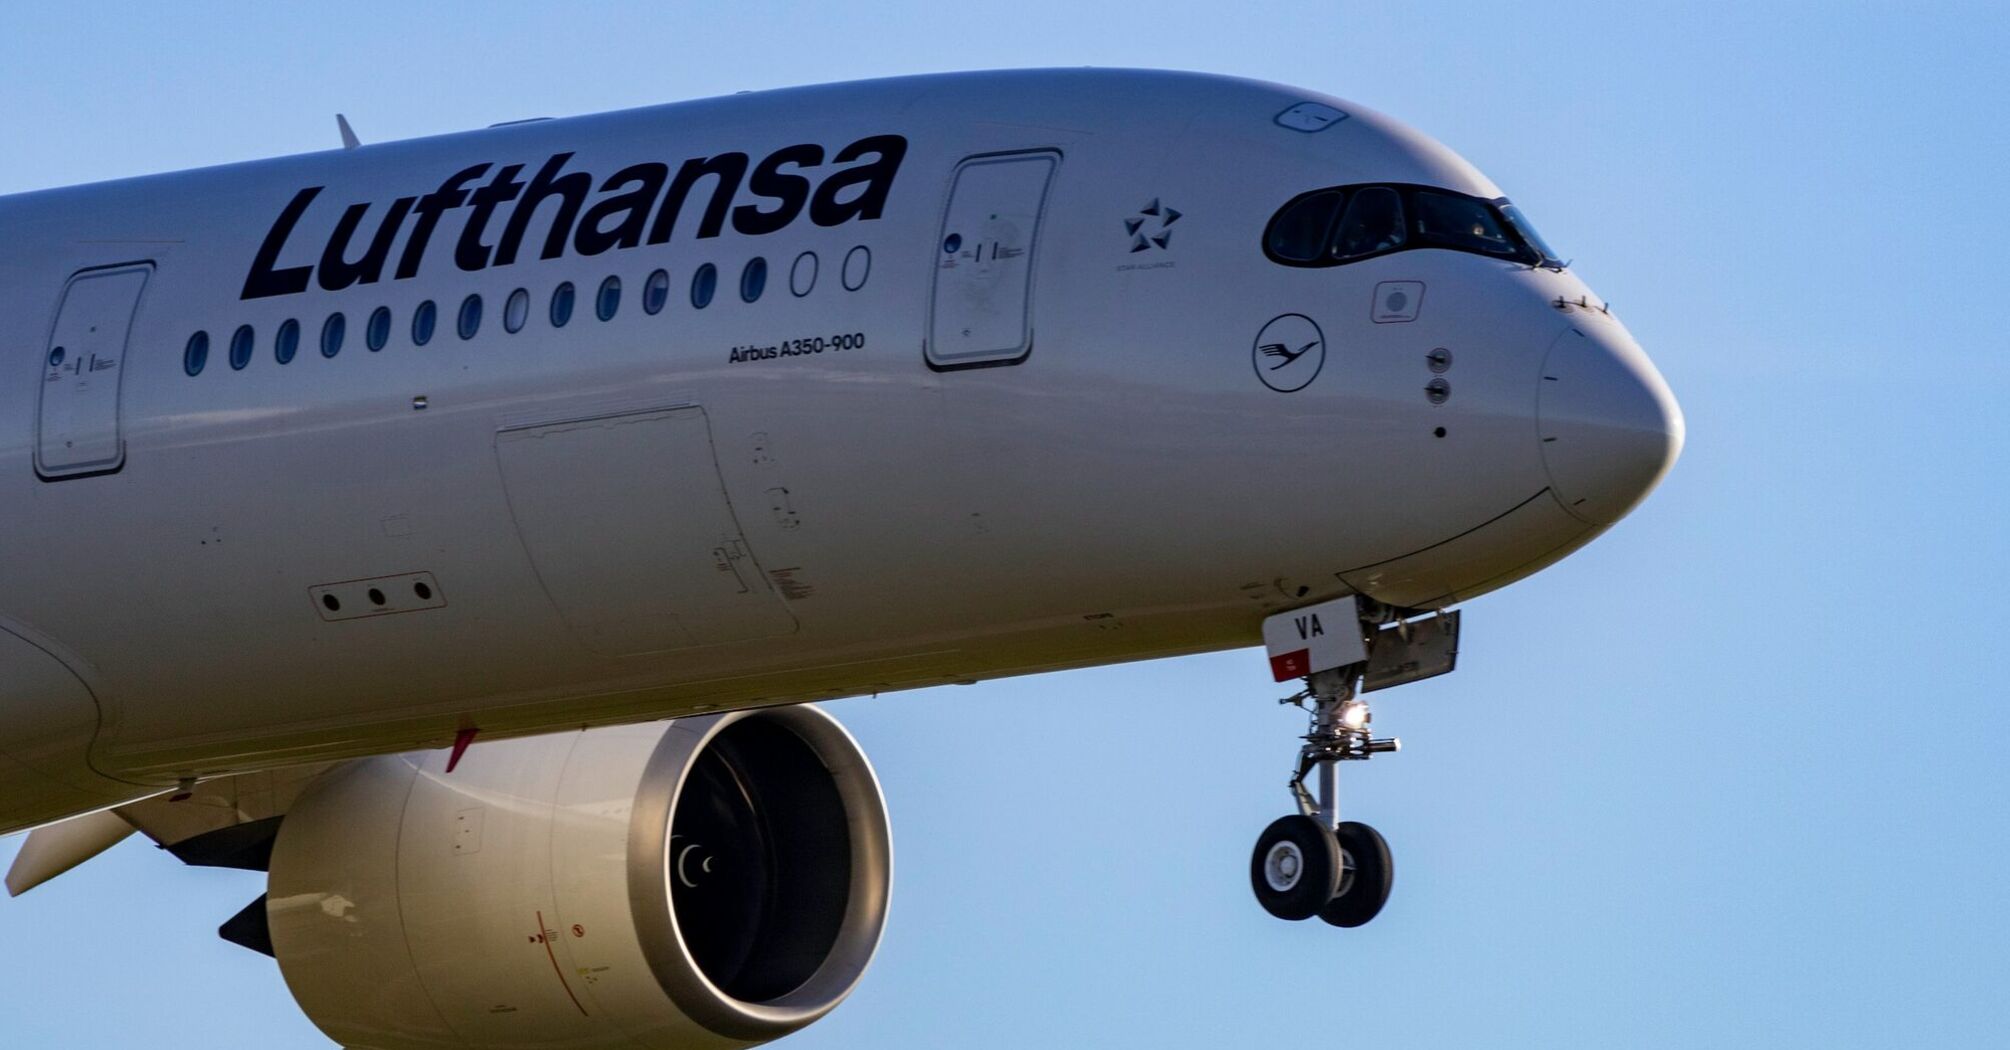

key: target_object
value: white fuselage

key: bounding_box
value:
[0,69,1680,832]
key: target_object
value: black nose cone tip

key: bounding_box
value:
[1537,327,1684,526]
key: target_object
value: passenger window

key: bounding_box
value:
[275,319,300,364]
[551,282,576,327]
[790,252,818,297]
[643,269,670,315]
[321,313,345,358]
[413,300,437,346]
[740,257,767,303]
[505,288,529,333]
[1413,191,1518,256]
[458,294,482,340]
[691,263,717,308]
[1330,187,1407,260]
[596,275,621,321]
[367,307,392,351]
[842,246,871,291]
[1266,190,1343,262]
[229,325,255,371]
[184,331,209,377]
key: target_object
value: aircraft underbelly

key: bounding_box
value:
[0,626,138,832]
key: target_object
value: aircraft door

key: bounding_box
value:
[926,151,1058,369]
[36,263,152,480]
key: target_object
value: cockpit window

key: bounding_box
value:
[1262,183,1557,269]
[1499,203,1564,268]
[1330,187,1406,260]
[1265,190,1343,262]
[1412,190,1518,257]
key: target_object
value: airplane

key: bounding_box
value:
[0,68,1681,1049]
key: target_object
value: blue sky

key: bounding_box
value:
[3,2,2007,1046]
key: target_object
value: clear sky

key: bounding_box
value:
[3,2,2006,1047]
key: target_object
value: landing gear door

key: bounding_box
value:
[926,151,1058,370]
[37,263,151,480]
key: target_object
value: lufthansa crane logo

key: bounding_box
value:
[1252,314,1325,393]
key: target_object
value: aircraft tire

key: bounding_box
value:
[1319,821,1393,928]
[1250,815,1341,921]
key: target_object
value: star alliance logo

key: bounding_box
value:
[1124,198,1181,252]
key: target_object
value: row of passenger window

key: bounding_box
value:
[183,246,872,377]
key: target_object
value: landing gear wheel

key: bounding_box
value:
[1249,815,1340,920]
[1319,821,1393,928]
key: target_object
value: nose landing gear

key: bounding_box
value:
[1249,598,1458,927]
[1250,666,1398,925]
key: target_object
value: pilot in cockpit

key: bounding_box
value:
[1331,187,1406,259]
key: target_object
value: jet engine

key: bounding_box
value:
[263,706,890,1050]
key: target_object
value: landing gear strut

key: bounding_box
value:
[1250,666,1397,925]
[1248,597,1457,927]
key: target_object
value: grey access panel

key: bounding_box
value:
[495,407,797,656]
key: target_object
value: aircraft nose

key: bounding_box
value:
[1536,325,1684,525]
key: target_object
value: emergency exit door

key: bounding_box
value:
[926,151,1058,369]
[37,264,151,479]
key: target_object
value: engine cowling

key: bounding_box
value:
[266,706,891,1050]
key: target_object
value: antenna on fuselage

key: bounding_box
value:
[336,113,361,150]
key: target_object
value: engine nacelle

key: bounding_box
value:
[266,707,891,1050]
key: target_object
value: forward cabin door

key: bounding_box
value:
[925,151,1059,370]
[36,263,152,479]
